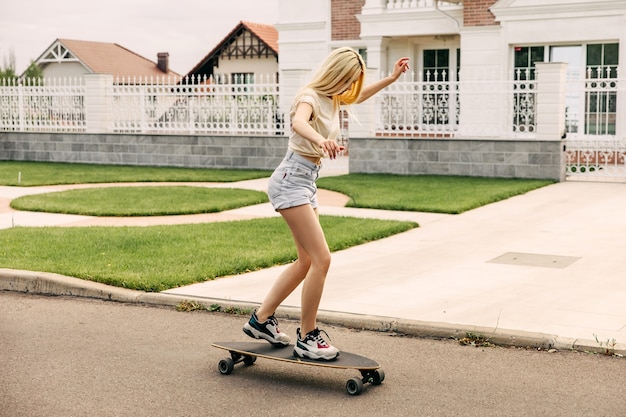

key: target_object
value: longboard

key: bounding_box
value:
[212,341,385,395]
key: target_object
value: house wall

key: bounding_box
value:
[0,132,287,171]
[277,0,331,124]
[464,0,498,27]
[214,56,278,79]
[331,0,365,41]
[41,62,90,78]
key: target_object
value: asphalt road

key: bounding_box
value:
[1,292,625,417]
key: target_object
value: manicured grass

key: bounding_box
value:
[10,186,269,216]
[317,174,554,214]
[0,216,417,292]
[0,161,270,186]
[1,162,555,292]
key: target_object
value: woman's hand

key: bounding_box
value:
[391,57,410,80]
[319,139,345,160]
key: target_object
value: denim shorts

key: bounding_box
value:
[268,151,321,210]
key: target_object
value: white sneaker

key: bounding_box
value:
[243,311,290,346]
[294,328,339,360]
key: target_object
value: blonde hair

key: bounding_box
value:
[296,47,365,110]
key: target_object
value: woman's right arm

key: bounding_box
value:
[291,102,344,159]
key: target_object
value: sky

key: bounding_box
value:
[0,0,279,75]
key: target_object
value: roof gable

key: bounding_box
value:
[34,39,180,78]
[186,21,278,79]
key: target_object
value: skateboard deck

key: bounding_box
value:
[212,341,385,395]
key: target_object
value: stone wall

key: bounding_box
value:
[0,132,288,171]
[349,137,565,181]
[1,132,565,181]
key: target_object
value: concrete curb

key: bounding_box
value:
[2,268,624,357]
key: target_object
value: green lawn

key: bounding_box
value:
[0,161,270,186]
[0,162,555,291]
[10,186,269,216]
[0,216,417,291]
[318,174,554,214]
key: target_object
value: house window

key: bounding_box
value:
[423,49,449,81]
[514,46,545,80]
[512,46,544,134]
[357,48,368,67]
[232,73,254,84]
[587,43,618,78]
[585,43,618,135]
[422,49,457,127]
[513,43,619,136]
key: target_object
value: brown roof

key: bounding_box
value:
[185,21,278,79]
[241,21,279,54]
[42,39,180,78]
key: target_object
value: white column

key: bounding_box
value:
[534,62,568,140]
[456,26,504,138]
[277,0,331,135]
[84,74,113,133]
[351,37,386,138]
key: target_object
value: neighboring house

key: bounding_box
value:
[29,38,180,80]
[185,21,278,83]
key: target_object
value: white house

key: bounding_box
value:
[275,0,625,179]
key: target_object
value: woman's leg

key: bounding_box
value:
[256,205,330,332]
[276,204,331,335]
[255,236,311,322]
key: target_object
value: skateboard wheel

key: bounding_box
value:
[371,369,385,385]
[243,355,256,366]
[346,377,364,395]
[218,358,235,375]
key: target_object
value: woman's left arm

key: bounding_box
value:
[356,57,410,103]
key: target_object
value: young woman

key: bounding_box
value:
[244,47,410,360]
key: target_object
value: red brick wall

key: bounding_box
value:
[331,0,365,41]
[463,0,499,27]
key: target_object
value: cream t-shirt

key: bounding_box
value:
[288,88,340,159]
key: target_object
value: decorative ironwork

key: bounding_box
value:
[512,70,536,134]
[565,138,626,179]
[0,77,85,132]
[377,71,459,136]
[111,74,284,135]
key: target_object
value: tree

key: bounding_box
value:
[23,60,43,80]
[0,49,17,80]
[0,50,43,83]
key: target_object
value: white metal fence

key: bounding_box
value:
[563,69,624,180]
[111,74,284,135]
[0,77,86,132]
[1,71,624,180]
[0,75,284,136]
[375,70,537,138]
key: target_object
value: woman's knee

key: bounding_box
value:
[312,249,332,271]
[293,256,312,271]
